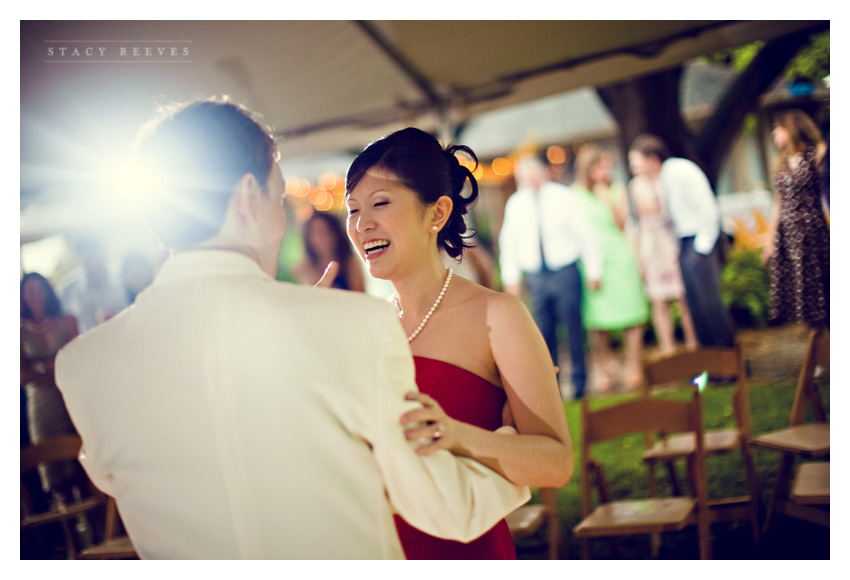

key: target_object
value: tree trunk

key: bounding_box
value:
[597,22,829,190]
[598,66,706,176]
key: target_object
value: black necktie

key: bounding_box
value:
[537,194,550,272]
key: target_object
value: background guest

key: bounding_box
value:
[628,135,736,348]
[20,272,83,503]
[442,226,497,290]
[498,152,603,399]
[59,236,128,333]
[572,145,649,392]
[629,173,698,354]
[293,212,365,292]
[762,108,829,329]
[120,253,156,304]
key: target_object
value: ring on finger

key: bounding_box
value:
[433,422,444,440]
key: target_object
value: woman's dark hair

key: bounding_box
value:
[21,272,63,320]
[345,127,479,259]
[303,211,354,268]
[629,134,671,163]
[134,98,279,249]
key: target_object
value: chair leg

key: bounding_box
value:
[59,519,77,560]
[763,453,795,534]
[698,511,712,560]
[740,443,762,545]
[685,456,697,498]
[581,537,590,560]
[646,460,662,557]
[647,458,658,497]
[650,532,662,558]
[665,460,682,496]
[547,514,559,560]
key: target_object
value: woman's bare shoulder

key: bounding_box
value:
[481,286,527,315]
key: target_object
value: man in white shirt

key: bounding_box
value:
[498,153,602,399]
[628,134,736,348]
[54,99,529,559]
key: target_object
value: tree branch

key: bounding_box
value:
[696,22,830,182]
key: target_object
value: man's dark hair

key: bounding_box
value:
[629,134,671,163]
[134,98,279,249]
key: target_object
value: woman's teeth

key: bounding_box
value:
[364,240,390,256]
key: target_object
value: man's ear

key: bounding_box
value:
[232,173,260,224]
[430,195,454,232]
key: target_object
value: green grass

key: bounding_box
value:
[516,378,830,560]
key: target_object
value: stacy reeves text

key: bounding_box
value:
[46,46,190,58]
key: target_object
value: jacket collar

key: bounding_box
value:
[154,249,272,284]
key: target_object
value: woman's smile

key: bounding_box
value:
[363,239,391,259]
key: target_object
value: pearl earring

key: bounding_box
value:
[432,226,438,231]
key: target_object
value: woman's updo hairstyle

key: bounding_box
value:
[346,127,479,259]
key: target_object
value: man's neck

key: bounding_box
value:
[187,238,279,278]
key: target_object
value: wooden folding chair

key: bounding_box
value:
[639,341,761,545]
[573,389,711,559]
[751,328,829,532]
[79,496,139,559]
[789,461,829,516]
[20,435,107,559]
[506,487,560,559]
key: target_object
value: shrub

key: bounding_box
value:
[721,247,771,327]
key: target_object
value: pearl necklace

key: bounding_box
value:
[394,268,453,343]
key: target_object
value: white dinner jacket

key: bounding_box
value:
[55,250,529,559]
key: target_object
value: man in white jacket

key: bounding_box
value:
[55,99,528,559]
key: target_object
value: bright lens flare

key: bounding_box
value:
[109,159,154,204]
[693,371,708,392]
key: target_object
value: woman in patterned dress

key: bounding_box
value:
[762,109,829,328]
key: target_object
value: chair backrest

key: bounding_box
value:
[790,328,829,425]
[641,342,751,436]
[103,496,123,540]
[641,343,743,390]
[20,435,83,476]
[579,390,708,516]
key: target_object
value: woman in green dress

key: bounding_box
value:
[573,145,649,393]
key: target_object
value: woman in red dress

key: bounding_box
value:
[345,129,573,559]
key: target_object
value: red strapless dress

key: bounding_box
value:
[394,356,517,560]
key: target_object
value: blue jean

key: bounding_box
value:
[679,236,736,348]
[525,262,587,397]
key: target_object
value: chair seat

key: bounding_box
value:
[751,423,829,456]
[790,462,829,505]
[20,497,105,528]
[573,497,696,537]
[506,504,547,538]
[79,535,138,559]
[643,429,740,461]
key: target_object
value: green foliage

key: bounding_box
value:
[721,247,771,328]
[786,31,830,81]
[704,30,829,82]
[705,41,764,72]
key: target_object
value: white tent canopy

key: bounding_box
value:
[20,20,825,238]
